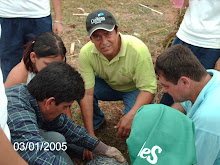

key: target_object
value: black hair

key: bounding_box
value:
[23,32,66,73]
[155,45,207,85]
[27,61,85,105]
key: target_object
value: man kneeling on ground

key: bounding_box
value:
[79,9,157,139]
[6,61,125,164]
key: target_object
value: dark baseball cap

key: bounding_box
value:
[86,9,117,37]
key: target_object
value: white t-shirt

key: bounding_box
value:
[177,0,220,49]
[0,69,10,141]
[27,72,36,84]
[0,0,50,18]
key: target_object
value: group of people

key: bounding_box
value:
[0,0,220,164]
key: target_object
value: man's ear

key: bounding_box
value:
[179,76,190,87]
[44,97,56,111]
[90,36,94,43]
[30,52,37,64]
[116,25,119,35]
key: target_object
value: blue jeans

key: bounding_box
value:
[0,15,52,82]
[160,37,220,106]
[173,37,220,69]
[41,131,75,165]
[93,75,140,130]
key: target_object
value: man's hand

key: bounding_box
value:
[93,142,125,163]
[115,112,135,138]
[95,146,125,163]
[53,23,64,37]
[104,147,125,163]
[114,91,154,138]
[215,58,220,71]
[83,149,93,160]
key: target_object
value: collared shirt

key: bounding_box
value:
[79,33,157,93]
[6,83,99,165]
[181,70,220,165]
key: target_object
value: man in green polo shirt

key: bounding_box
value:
[79,9,157,139]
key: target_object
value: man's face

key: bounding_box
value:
[90,29,120,59]
[42,100,73,121]
[158,75,188,103]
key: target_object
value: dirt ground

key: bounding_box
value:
[53,0,181,164]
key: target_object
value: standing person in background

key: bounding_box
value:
[79,9,157,140]
[0,0,64,82]
[161,0,220,106]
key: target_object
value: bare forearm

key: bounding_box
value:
[129,91,154,115]
[115,91,154,137]
[51,0,62,21]
[80,94,95,136]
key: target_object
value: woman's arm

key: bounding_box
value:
[4,61,28,88]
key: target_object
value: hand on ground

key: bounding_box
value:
[115,112,134,138]
[83,149,93,160]
[104,147,126,163]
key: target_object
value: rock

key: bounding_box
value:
[86,155,129,165]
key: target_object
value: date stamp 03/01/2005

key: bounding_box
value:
[13,142,67,152]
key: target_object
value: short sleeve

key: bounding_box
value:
[79,45,95,89]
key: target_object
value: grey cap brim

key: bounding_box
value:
[88,24,115,37]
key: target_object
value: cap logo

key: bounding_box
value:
[91,12,106,25]
[98,12,104,17]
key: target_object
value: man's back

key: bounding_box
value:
[6,83,43,134]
